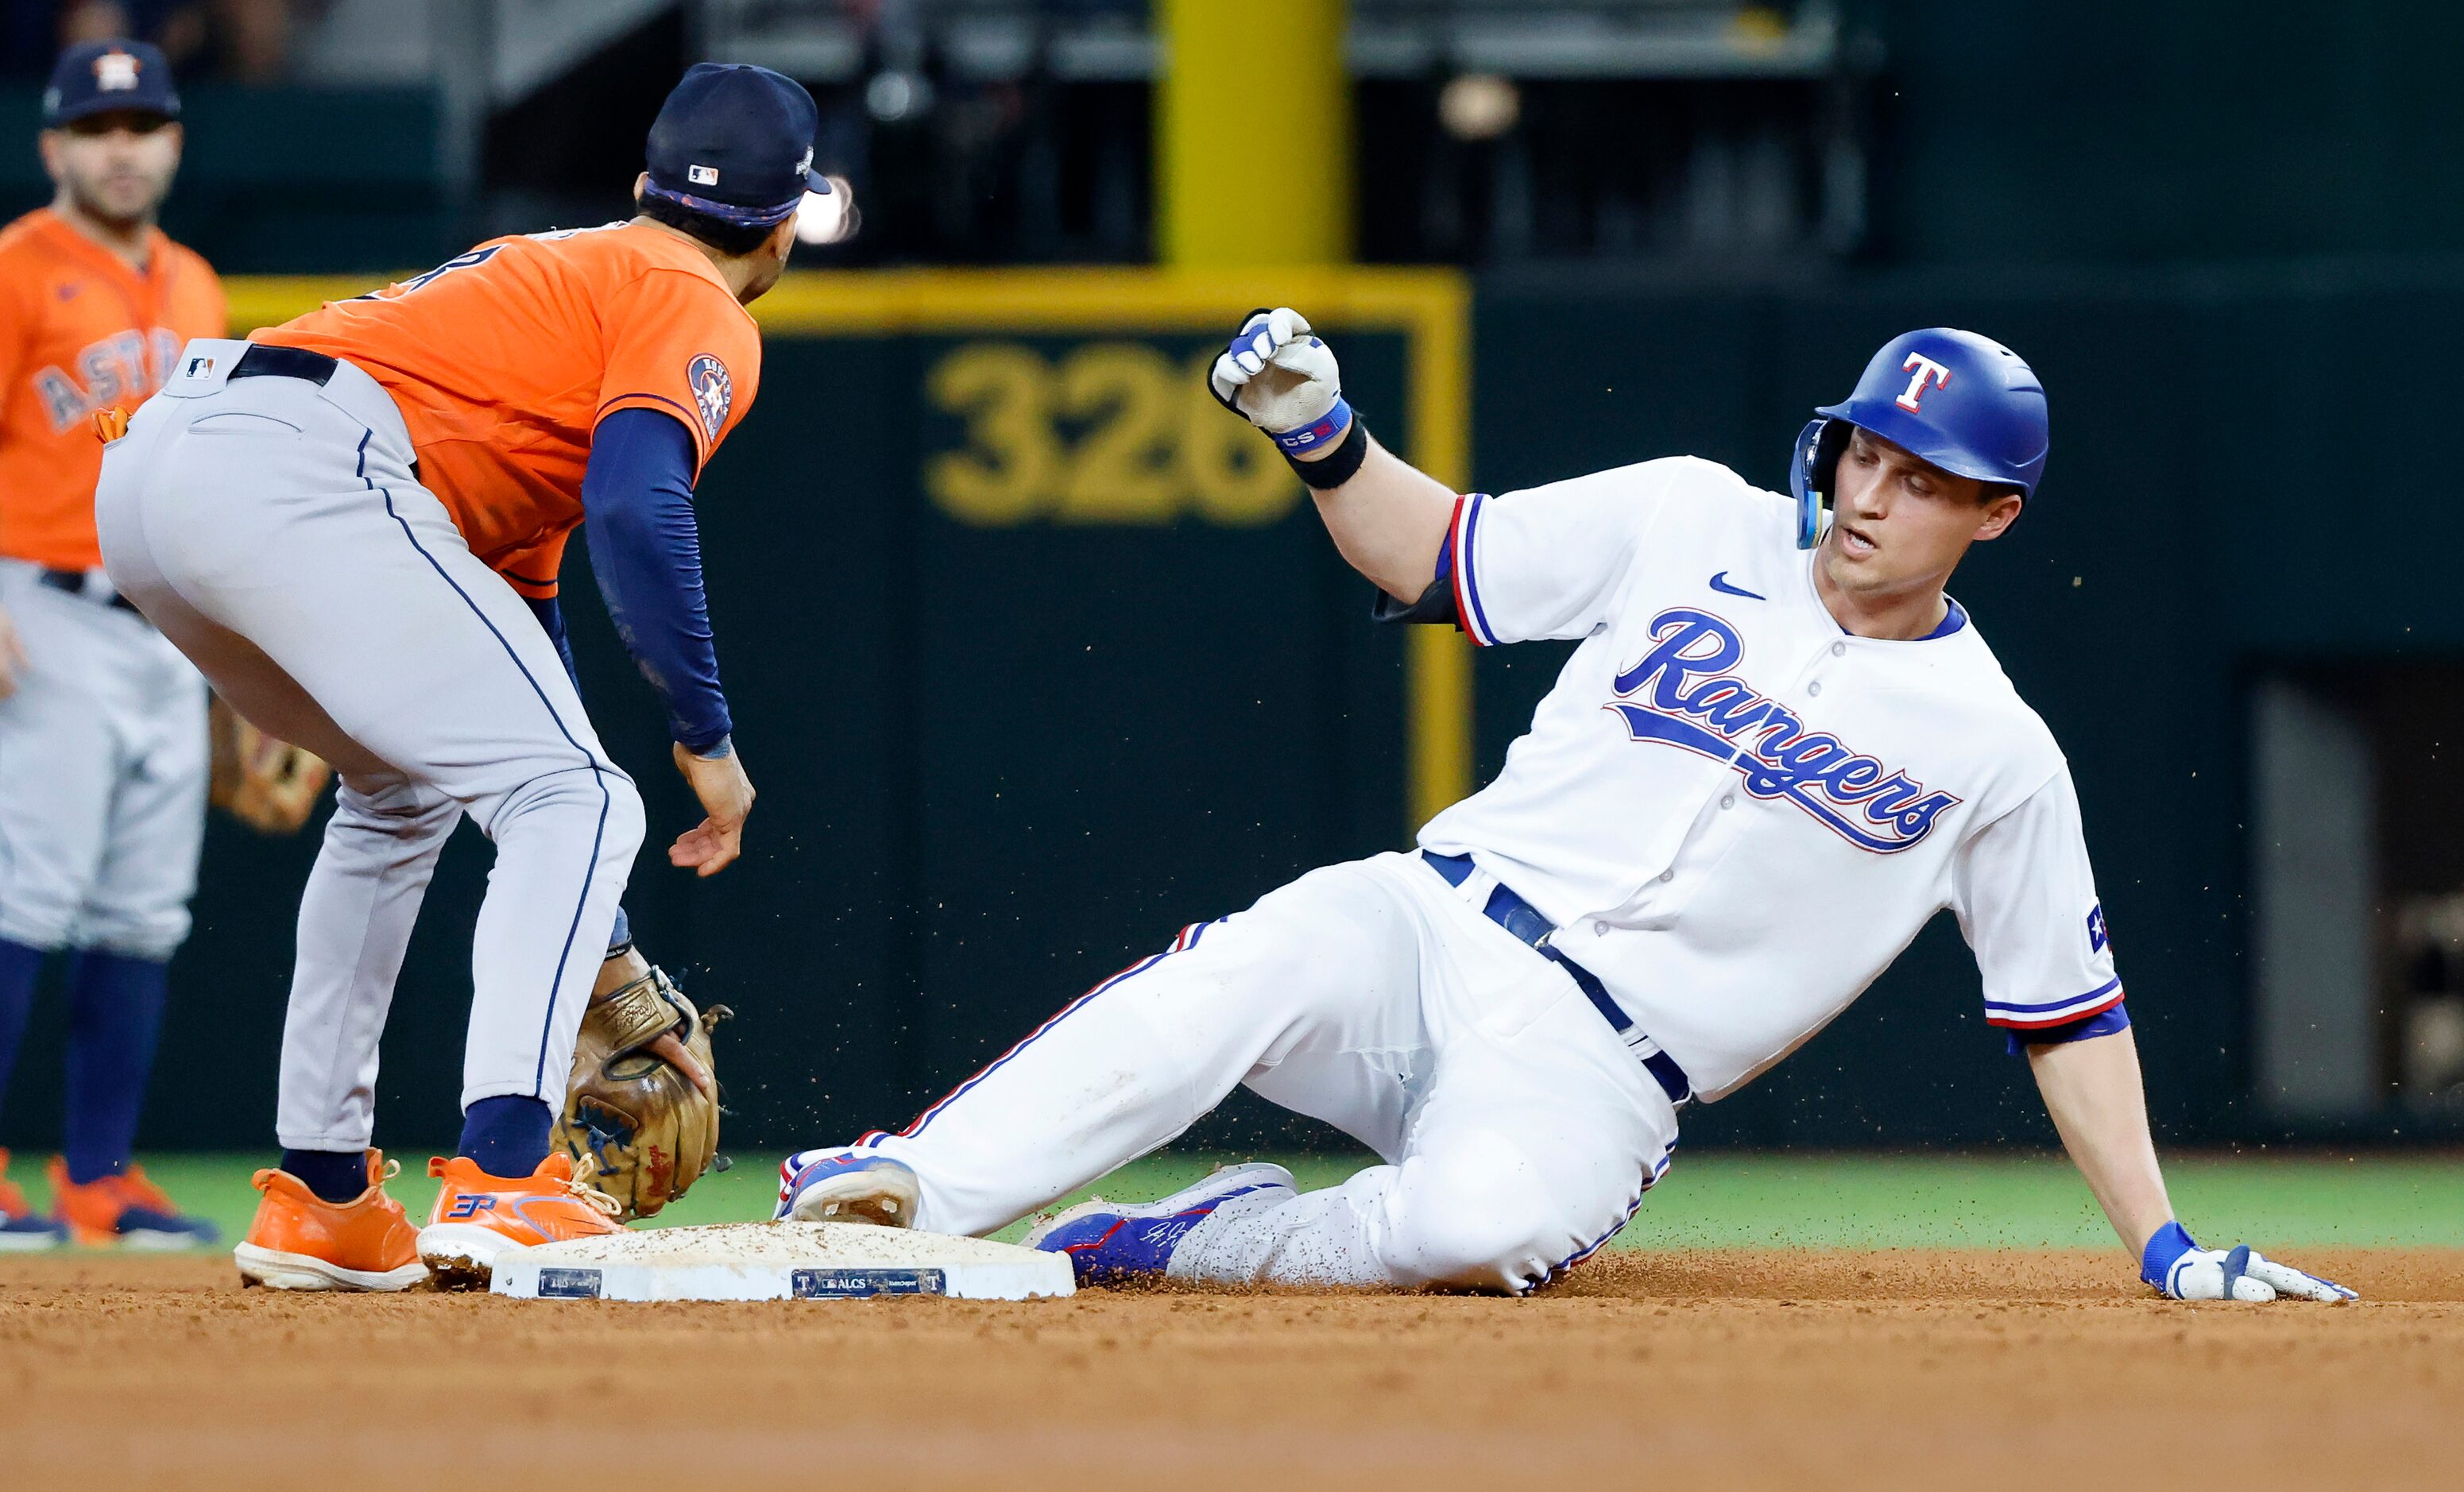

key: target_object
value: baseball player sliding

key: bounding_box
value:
[0,41,233,1250]
[780,309,2355,1305]
[95,64,834,1289]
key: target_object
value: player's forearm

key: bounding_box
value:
[579,408,733,754]
[2026,1027,2176,1255]
[1300,431,1458,603]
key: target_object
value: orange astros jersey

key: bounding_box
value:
[256,220,762,597]
[0,207,225,570]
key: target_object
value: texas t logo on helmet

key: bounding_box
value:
[1895,353,1953,412]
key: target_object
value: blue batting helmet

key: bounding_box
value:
[1789,327,2048,548]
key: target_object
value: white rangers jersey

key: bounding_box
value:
[1417,457,2121,1100]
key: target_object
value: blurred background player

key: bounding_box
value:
[0,39,222,1250]
[95,61,824,1289]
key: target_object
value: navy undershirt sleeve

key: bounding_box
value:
[578,407,734,754]
[2005,999,2131,1057]
[522,595,582,690]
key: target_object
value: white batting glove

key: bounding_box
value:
[2141,1222,2357,1302]
[1208,307,1352,454]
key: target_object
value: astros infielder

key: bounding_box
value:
[95,64,832,1289]
[779,310,2356,1305]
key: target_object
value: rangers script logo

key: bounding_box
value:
[1605,608,1960,853]
[688,354,733,441]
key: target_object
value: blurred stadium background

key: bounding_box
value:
[7,0,2464,1176]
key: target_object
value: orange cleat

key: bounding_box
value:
[234,1150,427,1292]
[417,1152,623,1289]
[0,1149,67,1250]
[48,1157,220,1249]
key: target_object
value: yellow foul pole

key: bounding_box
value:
[1158,0,1473,826]
[1158,0,1351,265]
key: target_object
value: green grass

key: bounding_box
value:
[27,1149,2463,1253]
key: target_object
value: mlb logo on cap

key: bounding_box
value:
[643,62,833,230]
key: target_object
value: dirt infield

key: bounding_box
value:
[5,1247,2456,1490]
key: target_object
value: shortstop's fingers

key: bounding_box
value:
[1212,350,1251,390]
[644,1028,718,1101]
[669,821,741,877]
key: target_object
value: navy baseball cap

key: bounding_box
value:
[643,63,830,230]
[44,40,180,127]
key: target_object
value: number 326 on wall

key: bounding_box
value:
[926,342,1302,527]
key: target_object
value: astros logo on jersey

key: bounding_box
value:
[689,354,733,440]
[1604,608,1961,853]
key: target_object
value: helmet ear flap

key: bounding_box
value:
[1790,418,1851,550]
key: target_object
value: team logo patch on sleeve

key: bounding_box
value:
[689,354,733,441]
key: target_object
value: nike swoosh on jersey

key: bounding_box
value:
[1708,571,1766,600]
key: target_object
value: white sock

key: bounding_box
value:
[1168,1174,1396,1288]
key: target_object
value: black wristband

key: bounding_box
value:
[1285,419,1371,490]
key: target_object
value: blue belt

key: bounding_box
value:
[1422,850,1693,1107]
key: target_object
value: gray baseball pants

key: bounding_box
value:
[94,339,643,1150]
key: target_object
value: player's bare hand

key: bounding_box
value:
[671,741,754,877]
[0,601,24,700]
[2142,1222,2357,1302]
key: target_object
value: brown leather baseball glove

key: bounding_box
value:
[208,696,332,835]
[553,960,731,1221]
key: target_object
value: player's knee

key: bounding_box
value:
[77,907,190,963]
[72,866,195,961]
[1379,1137,1565,1293]
[486,764,640,850]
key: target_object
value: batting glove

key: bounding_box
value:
[2141,1221,2358,1302]
[1208,307,1352,454]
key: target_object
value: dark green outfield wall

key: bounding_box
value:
[13,268,2464,1155]
[1861,2,2464,268]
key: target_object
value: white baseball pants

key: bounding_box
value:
[0,559,206,960]
[95,341,644,1150]
[856,849,1681,1293]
